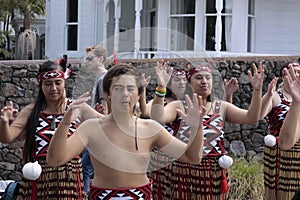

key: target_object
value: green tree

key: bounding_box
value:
[16,0,46,60]
[0,0,17,59]
[0,0,45,60]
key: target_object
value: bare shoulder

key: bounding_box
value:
[77,116,109,145]
[168,100,182,107]
[79,115,109,128]
[272,92,281,107]
[23,103,35,111]
[164,100,183,112]
[18,103,35,116]
[138,118,164,136]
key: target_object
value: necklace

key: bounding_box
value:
[50,115,56,130]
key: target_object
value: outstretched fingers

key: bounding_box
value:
[248,61,264,90]
[267,77,278,95]
[176,94,204,127]
[155,60,173,87]
[141,73,151,88]
[283,68,300,102]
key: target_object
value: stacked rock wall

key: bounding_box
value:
[0,56,299,180]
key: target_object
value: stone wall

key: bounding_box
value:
[0,56,299,181]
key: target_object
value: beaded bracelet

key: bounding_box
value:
[155,91,166,97]
[155,86,167,93]
[155,86,166,97]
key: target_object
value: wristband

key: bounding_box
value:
[155,86,166,97]
[155,91,166,97]
[155,86,167,92]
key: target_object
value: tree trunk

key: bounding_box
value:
[24,10,31,30]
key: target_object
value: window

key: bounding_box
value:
[205,0,232,51]
[247,0,255,52]
[169,0,195,51]
[147,0,156,9]
[66,0,78,51]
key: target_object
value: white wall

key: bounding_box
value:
[255,0,300,54]
[46,0,97,59]
[46,0,65,59]
[78,0,97,57]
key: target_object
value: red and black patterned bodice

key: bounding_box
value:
[34,99,80,157]
[267,91,291,137]
[163,99,182,136]
[174,101,225,156]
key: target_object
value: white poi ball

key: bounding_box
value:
[22,161,42,180]
[218,155,233,169]
[264,135,276,147]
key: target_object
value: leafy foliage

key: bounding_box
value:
[0,0,45,60]
[227,157,264,200]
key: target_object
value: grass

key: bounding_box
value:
[227,157,264,200]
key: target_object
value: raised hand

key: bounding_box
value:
[224,77,239,97]
[140,73,151,92]
[94,103,106,115]
[283,67,300,102]
[1,101,18,124]
[155,60,173,87]
[248,61,265,90]
[176,94,206,128]
[65,92,91,123]
[266,77,278,97]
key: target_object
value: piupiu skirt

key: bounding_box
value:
[150,156,228,200]
[17,157,87,200]
[264,141,300,200]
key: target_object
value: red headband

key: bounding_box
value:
[281,62,300,77]
[186,65,212,80]
[172,70,186,77]
[38,70,65,81]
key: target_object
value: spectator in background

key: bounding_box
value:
[81,44,108,195]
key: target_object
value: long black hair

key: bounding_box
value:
[23,60,64,163]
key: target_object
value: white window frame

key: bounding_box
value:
[203,0,233,52]
[64,0,80,53]
[168,0,196,51]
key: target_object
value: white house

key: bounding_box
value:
[45,0,300,60]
